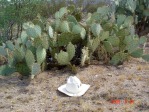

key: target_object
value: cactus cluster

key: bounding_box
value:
[0,6,149,78]
[0,22,47,78]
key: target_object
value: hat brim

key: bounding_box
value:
[58,84,90,97]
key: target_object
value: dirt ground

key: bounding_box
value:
[0,47,149,112]
[0,58,148,112]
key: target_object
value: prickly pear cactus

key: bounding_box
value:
[81,47,90,66]
[0,46,7,57]
[99,31,109,41]
[55,7,68,19]
[0,65,16,76]
[72,25,86,39]
[57,32,74,46]
[53,19,61,31]
[41,36,49,49]
[67,15,78,25]
[142,54,149,61]
[103,41,113,53]
[36,46,46,64]
[13,49,25,62]
[6,41,15,51]
[1,6,149,78]
[88,37,100,53]
[55,51,70,65]
[31,63,41,79]
[21,31,28,45]
[26,25,41,38]
[25,49,35,69]
[107,36,120,47]
[130,49,143,58]
[55,43,75,65]
[91,23,102,37]
[60,21,70,33]
[48,26,54,38]
[67,42,75,60]
[110,52,128,65]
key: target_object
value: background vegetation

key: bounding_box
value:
[0,0,149,78]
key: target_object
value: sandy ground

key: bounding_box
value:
[0,57,149,112]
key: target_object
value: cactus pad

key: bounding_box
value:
[36,46,46,64]
[55,51,69,65]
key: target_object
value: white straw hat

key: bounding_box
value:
[58,76,90,97]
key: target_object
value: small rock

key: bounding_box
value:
[107,73,112,76]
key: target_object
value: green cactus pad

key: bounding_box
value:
[31,63,41,79]
[55,7,68,19]
[117,14,126,26]
[33,37,42,48]
[54,19,61,31]
[36,46,46,64]
[0,65,16,76]
[67,15,78,24]
[69,22,76,31]
[57,32,74,46]
[16,63,30,76]
[91,12,101,22]
[60,21,70,33]
[123,16,134,27]
[8,54,16,67]
[26,27,38,38]
[100,31,109,41]
[139,36,147,45]
[21,31,28,44]
[142,54,149,61]
[16,38,22,44]
[131,49,143,58]
[55,11,60,19]
[72,25,86,39]
[103,41,113,53]
[67,42,75,60]
[6,41,15,51]
[34,25,42,37]
[97,6,110,16]
[59,7,68,18]
[55,51,69,65]
[80,27,86,39]
[124,36,139,53]
[0,46,7,57]
[92,37,100,52]
[127,40,139,53]
[91,23,102,37]
[41,36,49,49]
[25,50,35,69]
[107,36,120,47]
[26,25,41,38]
[26,40,32,48]
[117,29,130,38]
[124,35,133,44]
[110,52,128,65]
[14,49,25,62]
[48,26,54,38]
[126,0,136,13]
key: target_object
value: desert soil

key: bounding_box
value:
[0,47,149,112]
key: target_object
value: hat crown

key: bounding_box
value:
[66,76,82,94]
[67,76,81,84]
